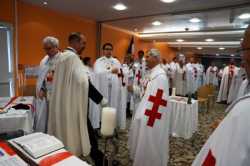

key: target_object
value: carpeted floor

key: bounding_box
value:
[83,102,228,166]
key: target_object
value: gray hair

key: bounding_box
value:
[148,48,161,59]
[43,36,59,47]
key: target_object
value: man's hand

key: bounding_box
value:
[127,85,134,92]
[100,98,109,107]
[38,90,46,99]
[111,68,119,74]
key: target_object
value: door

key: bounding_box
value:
[0,24,14,97]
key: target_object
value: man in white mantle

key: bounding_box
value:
[48,33,108,166]
[93,43,121,127]
[217,59,239,103]
[129,48,170,166]
[192,25,250,166]
[35,36,61,133]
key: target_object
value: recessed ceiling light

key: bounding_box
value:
[152,21,162,26]
[160,0,176,3]
[239,13,250,20]
[197,47,203,50]
[231,54,235,57]
[113,3,127,11]
[43,1,48,5]
[219,47,225,50]
[176,39,184,42]
[205,38,214,42]
[189,18,201,23]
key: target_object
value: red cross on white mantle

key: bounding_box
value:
[118,68,125,86]
[202,149,216,166]
[144,89,167,127]
[136,70,141,85]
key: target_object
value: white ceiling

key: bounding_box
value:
[21,0,250,21]
[21,0,250,55]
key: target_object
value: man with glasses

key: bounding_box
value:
[192,25,250,166]
[35,36,61,132]
[93,43,122,127]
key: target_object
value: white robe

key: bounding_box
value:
[175,65,186,96]
[169,62,178,88]
[237,79,249,99]
[131,60,147,112]
[192,93,250,166]
[196,63,205,88]
[186,63,196,94]
[117,64,130,129]
[206,66,219,86]
[35,53,60,133]
[227,67,246,103]
[86,67,101,129]
[129,64,170,166]
[93,56,121,127]
[217,65,238,102]
[48,50,90,156]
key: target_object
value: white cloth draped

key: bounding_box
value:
[169,98,198,139]
[48,50,90,156]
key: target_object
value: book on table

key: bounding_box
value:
[13,132,64,159]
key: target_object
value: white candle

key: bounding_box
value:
[172,87,176,96]
[101,107,117,136]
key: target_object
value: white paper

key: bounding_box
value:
[54,156,90,166]
[0,155,27,166]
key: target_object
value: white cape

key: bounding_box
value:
[48,51,90,156]
[206,66,218,86]
[129,65,170,166]
[192,93,250,166]
[237,79,249,99]
[217,65,238,102]
[35,54,60,133]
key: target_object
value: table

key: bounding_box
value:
[0,96,35,134]
[9,134,90,166]
[169,96,198,139]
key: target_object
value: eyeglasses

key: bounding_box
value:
[104,48,113,51]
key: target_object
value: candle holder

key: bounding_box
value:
[102,129,119,166]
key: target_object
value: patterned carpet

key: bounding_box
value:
[83,103,228,166]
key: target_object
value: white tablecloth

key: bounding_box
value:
[169,96,198,139]
[0,96,35,134]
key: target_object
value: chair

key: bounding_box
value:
[197,85,209,112]
[207,85,216,109]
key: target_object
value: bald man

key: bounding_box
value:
[192,25,250,166]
